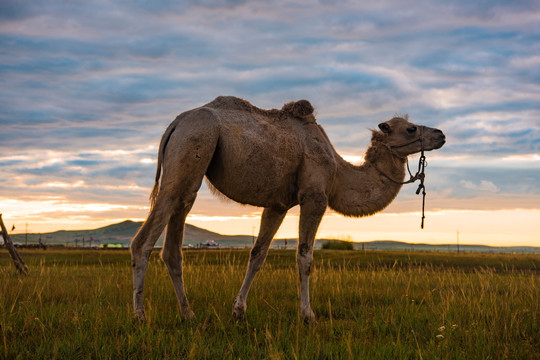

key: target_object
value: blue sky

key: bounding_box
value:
[1,0,539,245]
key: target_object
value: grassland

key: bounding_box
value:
[1,249,539,359]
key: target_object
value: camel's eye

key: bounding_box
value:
[407,126,417,134]
[378,123,391,133]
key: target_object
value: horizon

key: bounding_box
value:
[1,1,539,247]
[6,217,540,249]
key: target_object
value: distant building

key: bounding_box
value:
[200,240,219,248]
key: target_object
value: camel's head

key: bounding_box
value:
[375,116,445,157]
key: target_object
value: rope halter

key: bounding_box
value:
[373,126,428,229]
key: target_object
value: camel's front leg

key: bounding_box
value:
[233,207,287,320]
[297,191,327,323]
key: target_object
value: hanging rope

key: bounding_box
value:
[373,127,429,229]
[414,151,427,229]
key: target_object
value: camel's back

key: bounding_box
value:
[203,96,315,123]
[202,96,319,170]
[204,96,281,118]
[202,96,319,157]
[198,96,333,209]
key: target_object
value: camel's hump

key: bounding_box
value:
[205,96,316,123]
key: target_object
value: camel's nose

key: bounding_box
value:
[434,128,445,139]
[429,128,445,149]
[436,129,446,146]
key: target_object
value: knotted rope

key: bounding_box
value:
[374,127,429,229]
[414,151,427,229]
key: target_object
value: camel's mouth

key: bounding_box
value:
[422,130,446,151]
[427,134,446,151]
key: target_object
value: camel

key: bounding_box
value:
[130,96,446,323]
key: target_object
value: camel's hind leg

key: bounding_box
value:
[131,183,208,321]
[131,202,170,321]
[160,195,196,320]
[232,207,287,320]
[131,116,219,321]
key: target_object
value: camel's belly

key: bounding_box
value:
[205,124,303,209]
[206,169,299,209]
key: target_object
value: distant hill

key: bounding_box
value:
[9,221,540,253]
[11,220,253,247]
[345,240,540,253]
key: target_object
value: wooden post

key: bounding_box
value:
[0,214,29,275]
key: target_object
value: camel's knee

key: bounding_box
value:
[248,245,267,271]
[297,246,313,277]
[250,244,263,259]
[132,246,152,262]
[131,240,147,261]
[297,260,312,278]
[130,233,146,256]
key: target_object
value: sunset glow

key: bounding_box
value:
[1,1,539,247]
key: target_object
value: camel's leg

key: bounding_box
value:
[232,207,288,320]
[131,116,219,321]
[131,201,171,321]
[160,194,196,320]
[297,191,327,323]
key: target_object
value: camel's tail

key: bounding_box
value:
[149,121,177,210]
[149,177,160,211]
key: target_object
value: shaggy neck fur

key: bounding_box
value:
[328,134,407,217]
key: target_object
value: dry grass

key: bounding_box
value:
[1,249,539,359]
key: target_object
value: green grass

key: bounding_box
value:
[321,240,354,250]
[1,249,539,359]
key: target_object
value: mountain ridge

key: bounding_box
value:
[8,220,540,253]
[11,220,253,247]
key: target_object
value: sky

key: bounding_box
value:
[1,0,539,247]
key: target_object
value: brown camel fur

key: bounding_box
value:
[130,96,446,323]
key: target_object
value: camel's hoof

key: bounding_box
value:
[232,301,246,321]
[181,308,196,321]
[232,307,245,321]
[301,308,317,325]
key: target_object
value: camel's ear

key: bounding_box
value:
[378,122,391,133]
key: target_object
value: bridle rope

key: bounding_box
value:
[374,127,428,229]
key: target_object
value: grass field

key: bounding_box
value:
[1,249,539,359]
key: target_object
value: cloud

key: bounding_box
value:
[1,0,540,236]
[460,180,500,193]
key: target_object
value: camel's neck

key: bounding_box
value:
[328,141,407,217]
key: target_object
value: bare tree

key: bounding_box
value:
[0,214,28,275]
